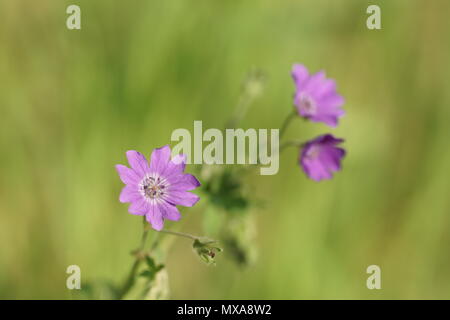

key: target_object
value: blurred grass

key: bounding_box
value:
[0,0,450,299]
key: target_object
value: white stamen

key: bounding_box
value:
[139,173,170,203]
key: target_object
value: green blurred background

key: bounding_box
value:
[1,0,450,299]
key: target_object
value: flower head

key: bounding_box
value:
[116,145,200,230]
[292,64,345,127]
[300,134,346,181]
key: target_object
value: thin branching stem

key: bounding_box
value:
[280,140,305,152]
[279,109,297,139]
[159,229,207,242]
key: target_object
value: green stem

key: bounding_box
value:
[159,229,201,241]
[280,140,304,152]
[119,218,149,299]
[119,218,215,299]
[226,70,265,129]
[279,110,297,139]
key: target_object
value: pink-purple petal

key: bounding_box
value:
[292,64,345,127]
[126,150,150,176]
[311,79,337,98]
[292,64,310,86]
[117,146,201,231]
[167,190,200,207]
[164,154,187,178]
[128,198,148,215]
[119,185,141,203]
[146,204,164,231]
[318,93,345,109]
[311,114,339,127]
[169,173,201,191]
[159,202,181,221]
[304,70,326,92]
[115,164,140,185]
[300,134,346,181]
[302,158,332,181]
[149,145,171,174]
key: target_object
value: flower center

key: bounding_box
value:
[306,145,321,160]
[299,93,317,115]
[139,173,170,202]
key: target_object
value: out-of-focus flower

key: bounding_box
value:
[292,64,345,127]
[116,145,200,230]
[300,134,346,181]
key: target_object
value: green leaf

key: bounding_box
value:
[145,256,156,270]
[139,270,155,280]
[203,169,250,212]
[154,264,165,273]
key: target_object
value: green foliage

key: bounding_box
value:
[135,256,168,300]
[201,166,257,267]
[1,0,450,299]
[222,214,257,267]
[140,256,165,282]
[203,168,250,212]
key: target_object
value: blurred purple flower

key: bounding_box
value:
[300,134,346,181]
[116,145,200,231]
[292,64,345,127]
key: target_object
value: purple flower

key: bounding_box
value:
[292,64,345,127]
[300,134,346,181]
[116,145,200,231]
